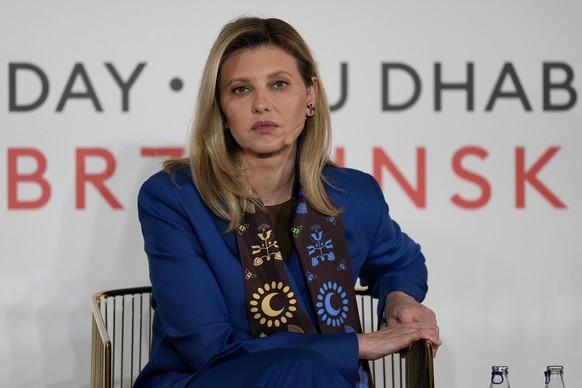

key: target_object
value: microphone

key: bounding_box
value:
[282,118,307,146]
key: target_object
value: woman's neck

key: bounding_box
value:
[240,149,296,206]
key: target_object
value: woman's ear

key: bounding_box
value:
[307,76,319,103]
[306,76,319,116]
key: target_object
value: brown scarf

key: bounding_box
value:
[236,188,372,387]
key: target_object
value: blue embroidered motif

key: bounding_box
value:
[314,281,349,327]
[295,202,308,214]
[306,227,335,266]
[306,271,316,282]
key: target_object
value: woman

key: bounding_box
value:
[135,16,441,387]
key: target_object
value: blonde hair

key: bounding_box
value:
[165,16,340,232]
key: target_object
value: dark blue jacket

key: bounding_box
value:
[134,166,427,387]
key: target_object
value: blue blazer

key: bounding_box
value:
[134,166,428,387]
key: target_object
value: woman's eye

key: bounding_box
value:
[272,81,288,89]
[232,86,249,94]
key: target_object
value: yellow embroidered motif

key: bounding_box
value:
[287,324,305,333]
[237,224,249,235]
[251,225,282,265]
[244,268,256,280]
[244,201,256,214]
[249,281,297,328]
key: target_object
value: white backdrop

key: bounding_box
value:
[1,1,581,387]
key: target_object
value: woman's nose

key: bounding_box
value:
[252,89,271,113]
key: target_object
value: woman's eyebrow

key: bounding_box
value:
[223,70,295,87]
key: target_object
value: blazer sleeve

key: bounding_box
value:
[354,172,429,321]
[137,172,360,382]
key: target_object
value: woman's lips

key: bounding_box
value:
[252,120,278,131]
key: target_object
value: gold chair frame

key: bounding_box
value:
[90,286,433,388]
[90,286,153,388]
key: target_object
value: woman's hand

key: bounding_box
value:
[357,291,441,360]
[357,321,440,360]
[384,291,437,327]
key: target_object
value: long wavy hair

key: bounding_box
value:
[164,16,340,232]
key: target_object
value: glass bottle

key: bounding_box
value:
[544,365,566,388]
[489,366,510,388]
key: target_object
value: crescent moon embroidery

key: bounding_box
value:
[315,281,349,327]
[250,282,297,329]
[324,292,341,316]
[261,292,284,317]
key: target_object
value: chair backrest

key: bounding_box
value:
[90,287,153,388]
[90,286,433,388]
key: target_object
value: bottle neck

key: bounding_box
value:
[490,371,510,387]
[545,372,565,387]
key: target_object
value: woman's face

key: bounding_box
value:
[219,45,317,160]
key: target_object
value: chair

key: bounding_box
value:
[90,287,153,388]
[90,286,434,388]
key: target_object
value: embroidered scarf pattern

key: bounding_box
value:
[236,200,314,337]
[236,188,373,387]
